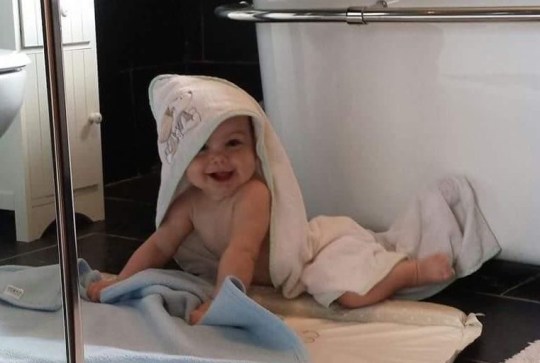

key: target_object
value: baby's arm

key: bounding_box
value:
[215,179,271,293]
[87,193,194,302]
[189,180,270,324]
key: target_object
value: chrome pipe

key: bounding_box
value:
[215,2,540,23]
[215,2,347,22]
[352,6,540,23]
[40,0,84,362]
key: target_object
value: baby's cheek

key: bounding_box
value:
[185,164,202,184]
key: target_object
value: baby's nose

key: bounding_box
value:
[209,152,227,165]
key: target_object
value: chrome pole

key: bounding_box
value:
[40,0,84,362]
[351,6,540,23]
[215,2,348,22]
[215,2,540,23]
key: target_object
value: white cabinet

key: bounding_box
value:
[19,0,95,47]
[0,0,104,242]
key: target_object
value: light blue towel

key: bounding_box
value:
[0,260,309,363]
[0,258,101,311]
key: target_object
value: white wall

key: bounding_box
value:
[256,0,540,264]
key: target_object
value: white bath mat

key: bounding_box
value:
[250,287,482,363]
[284,316,479,363]
[504,341,540,363]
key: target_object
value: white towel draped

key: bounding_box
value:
[149,75,500,306]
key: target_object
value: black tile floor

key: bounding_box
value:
[1,171,539,363]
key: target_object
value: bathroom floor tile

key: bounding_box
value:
[0,244,59,266]
[104,171,160,206]
[100,198,156,240]
[76,232,179,274]
[0,237,58,263]
[76,233,144,274]
[0,210,56,262]
[504,274,540,301]
[445,259,540,295]
[428,291,540,363]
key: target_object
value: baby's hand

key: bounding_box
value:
[189,300,211,325]
[86,277,118,302]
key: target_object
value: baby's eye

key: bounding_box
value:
[226,139,242,147]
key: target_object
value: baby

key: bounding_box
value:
[87,114,454,324]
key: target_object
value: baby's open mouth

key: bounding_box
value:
[209,171,234,181]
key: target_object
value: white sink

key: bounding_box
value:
[0,49,31,137]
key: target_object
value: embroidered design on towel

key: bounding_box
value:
[158,89,201,163]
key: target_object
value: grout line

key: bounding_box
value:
[0,245,56,263]
[501,272,540,296]
[104,170,159,189]
[105,196,154,205]
[104,175,146,188]
[474,291,540,305]
[77,231,101,240]
[76,232,100,241]
[0,232,145,263]
[90,232,146,243]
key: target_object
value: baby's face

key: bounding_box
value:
[186,116,257,200]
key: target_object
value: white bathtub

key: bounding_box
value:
[255,0,540,264]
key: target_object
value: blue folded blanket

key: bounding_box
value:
[0,260,309,363]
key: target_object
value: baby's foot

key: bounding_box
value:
[415,253,455,285]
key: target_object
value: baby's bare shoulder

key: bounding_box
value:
[237,178,270,201]
[167,187,197,215]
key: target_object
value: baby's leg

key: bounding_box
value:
[338,253,454,309]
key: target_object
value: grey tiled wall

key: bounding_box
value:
[95,0,262,183]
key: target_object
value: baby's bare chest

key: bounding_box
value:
[191,197,235,256]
